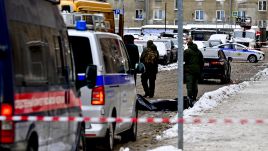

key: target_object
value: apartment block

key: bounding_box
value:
[101,0,267,29]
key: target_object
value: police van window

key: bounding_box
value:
[53,36,65,82]
[63,36,75,82]
[119,40,130,70]
[99,38,126,73]
[26,42,48,83]
[69,36,93,74]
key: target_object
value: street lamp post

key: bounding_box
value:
[177,0,183,150]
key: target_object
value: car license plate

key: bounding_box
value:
[204,62,209,66]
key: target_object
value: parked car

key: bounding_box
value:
[233,28,257,48]
[202,50,232,84]
[153,40,172,65]
[68,26,144,150]
[203,42,265,63]
[204,39,223,48]
[135,39,177,65]
[208,34,230,44]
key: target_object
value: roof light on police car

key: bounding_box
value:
[76,20,87,31]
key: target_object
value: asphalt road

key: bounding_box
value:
[113,48,268,151]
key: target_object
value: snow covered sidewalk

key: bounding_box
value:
[150,68,268,151]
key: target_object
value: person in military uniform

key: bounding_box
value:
[184,36,204,107]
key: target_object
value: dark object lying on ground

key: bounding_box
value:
[136,94,192,111]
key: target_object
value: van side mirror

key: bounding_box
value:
[85,65,97,88]
[135,63,146,74]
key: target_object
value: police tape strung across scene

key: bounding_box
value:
[0,116,267,125]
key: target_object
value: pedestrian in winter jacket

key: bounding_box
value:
[124,35,140,83]
[184,36,204,106]
[140,40,159,98]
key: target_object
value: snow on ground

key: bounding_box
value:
[144,65,268,150]
[120,146,182,151]
[158,63,178,72]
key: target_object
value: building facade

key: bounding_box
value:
[101,0,267,29]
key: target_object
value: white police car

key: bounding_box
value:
[203,42,265,63]
[68,21,144,150]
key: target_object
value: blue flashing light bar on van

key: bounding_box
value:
[76,20,87,31]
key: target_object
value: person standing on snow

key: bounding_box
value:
[140,40,159,98]
[184,36,204,107]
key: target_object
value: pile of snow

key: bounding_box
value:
[149,68,268,150]
[147,145,182,151]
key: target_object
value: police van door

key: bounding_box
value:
[118,40,136,130]
[99,36,132,130]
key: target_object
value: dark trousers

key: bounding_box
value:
[141,72,156,97]
[185,73,199,101]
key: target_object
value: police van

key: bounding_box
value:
[68,21,144,150]
[0,0,83,150]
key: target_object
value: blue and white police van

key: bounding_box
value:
[67,21,144,150]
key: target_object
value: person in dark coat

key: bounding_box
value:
[184,36,204,106]
[140,40,159,98]
[123,35,140,83]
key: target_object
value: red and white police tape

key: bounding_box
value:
[0,116,267,125]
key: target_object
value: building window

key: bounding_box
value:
[195,10,204,21]
[216,10,225,21]
[258,0,267,11]
[154,9,164,20]
[174,0,178,10]
[238,10,246,17]
[135,9,143,19]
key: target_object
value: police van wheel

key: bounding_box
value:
[124,109,138,141]
[103,123,114,151]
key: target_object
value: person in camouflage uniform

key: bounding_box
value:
[184,36,204,107]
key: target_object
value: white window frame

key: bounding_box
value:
[135,9,143,20]
[153,9,164,20]
[216,10,225,21]
[258,0,267,11]
[195,10,204,21]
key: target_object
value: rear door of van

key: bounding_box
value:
[118,39,136,130]
[98,34,135,130]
